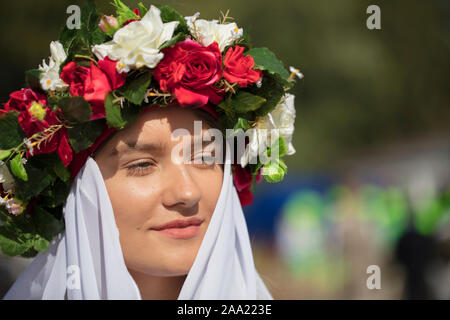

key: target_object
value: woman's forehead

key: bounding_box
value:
[110,106,218,151]
[128,106,213,136]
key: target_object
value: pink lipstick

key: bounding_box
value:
[151,217,204,239]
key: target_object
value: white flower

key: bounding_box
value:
[49,40,67,65]
[5,198,24,216]
[116,59,130,74]
[92,5,179,71]
[289,66,304,80]
[0,161,15,192]
[38,41,69,92]
[188,18,243,52]
[240,93,296,167]
[231,27,243,40]
[185,12,200,29]
[23,138,34,156]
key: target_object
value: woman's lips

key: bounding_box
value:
[151,217,204,239]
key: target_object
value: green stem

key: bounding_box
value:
[74,55,98,66]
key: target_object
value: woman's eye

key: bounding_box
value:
[126,161,154,176]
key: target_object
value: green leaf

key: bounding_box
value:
[0,228,31,257]
[159,32,187,50]
[64,36,92,63]
[118,72,152,105]
[91,27,109,45]
[137,2,149,16]
[81,0,108,43]
[58,96,92,123]
[32,206,64,241]
[217,95,233,113]
[155,4,189,34]
[233,117,251,132]
[217,96,238,130]
[0,150,11,161]
[249,161,264,176]
[262,158,287,183]
[10,154,28,181]
[245,47,290,80]
[59,23,77,53]
[113,0,140,25]
[267,136,289,158]
[0,111,26,149]
[81,0,101,34]
[53,180,72,207]
[249,72,285,117]
[40,180,71,208]
[15,165,52,201]
[121,102,142,126]
[47,96,61,112]
[239,28,252,49]
[0,207,36,236]
[33,236,50,252]
[59,0,102,62]
[53,158,71,182]
[105,92,127,128]
[25,69,43,92]
[230,91,267,113]
[67,119,104,152]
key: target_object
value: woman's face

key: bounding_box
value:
[94,105,223,277]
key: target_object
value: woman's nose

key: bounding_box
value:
[161,163,202,210]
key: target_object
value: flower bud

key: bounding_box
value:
[99,15,118,33]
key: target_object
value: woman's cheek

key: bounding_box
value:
[107,176,160,227]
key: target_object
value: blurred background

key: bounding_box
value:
[0,0,449,299]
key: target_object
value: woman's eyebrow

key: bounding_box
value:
[111,140,167,156]
[111,135,218,156]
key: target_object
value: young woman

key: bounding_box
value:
[1,2,300,300]
[4,104,273,299]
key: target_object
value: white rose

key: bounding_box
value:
[38,41,68,92]
[92,5,179,71]
[190,19,243,52]
[240,93,297,167]
[49,41,67,65]
[0,161,15,192]
[269,93,296,156]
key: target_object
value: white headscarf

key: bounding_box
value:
[3,142,273,300]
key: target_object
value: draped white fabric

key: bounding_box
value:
[3,143,273,300]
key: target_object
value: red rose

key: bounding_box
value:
[237,187,253,207]
[5,91,74,166]
[154,38,225,108]
[60,58,126,120]
[234,164,253,191]
[97,57,127,89]
[223,46,262,87]
[233,165,262,207]
[2,88,47,113]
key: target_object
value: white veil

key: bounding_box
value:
[3,141,273,300]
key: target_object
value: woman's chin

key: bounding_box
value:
[125,243,201,277]
[129,260,194,277]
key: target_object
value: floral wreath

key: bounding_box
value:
[0,0,303,257]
